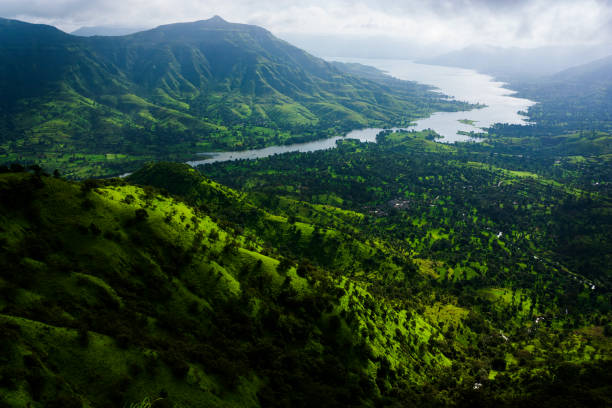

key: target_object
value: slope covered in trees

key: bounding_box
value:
[0,17,471,178]
[508,55,612,134]
[0,158,610,407]
[0,12,611,408]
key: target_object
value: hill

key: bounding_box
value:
[507,54,612,134]
[1,147,610,407]
[419,44,612,81]
[551,54,612,84]
[0,16,471,178]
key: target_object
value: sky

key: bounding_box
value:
[1,0,611,53]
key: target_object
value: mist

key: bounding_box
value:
[2,0,612,77]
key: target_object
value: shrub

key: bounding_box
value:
[77,326,90,347]
[491,357,506,371]
[80,179,99,193]
[81,198,95,210]
[115,333,130,349]
[162,351,189,379]
[10,163,25,172]
[47,394,82,408]
[88,223,101,236]
[134,208,149,222]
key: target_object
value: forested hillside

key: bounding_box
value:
[1,144,610,407]
[0,10,611,408]
[0,17,470,179]
[510,55,612,134]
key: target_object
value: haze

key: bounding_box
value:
[2,0,611,57]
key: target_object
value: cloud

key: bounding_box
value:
[1,0,611,49]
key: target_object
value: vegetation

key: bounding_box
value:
[0,17,472,179]
[0,151,610,406]
[0,12,611,408]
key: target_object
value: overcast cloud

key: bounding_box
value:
[2,0,611,50]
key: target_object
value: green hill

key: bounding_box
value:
[0,16,471,179]
[510,54,612,134]
[0,161,610,407]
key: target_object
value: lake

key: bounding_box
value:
[186,128,385,166]
[187,59,536,166]
[338,58,536,142]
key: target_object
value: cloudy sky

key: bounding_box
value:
[1,0,611,52]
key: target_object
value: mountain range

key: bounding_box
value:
[0,13,611,408]
[419,44,612,80]
[511,54,612,133]
[0,16,468,178]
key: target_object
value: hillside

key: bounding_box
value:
[418,44,612,80]
[508,54,612,135]
[0,16,472,179]
[1,151,610,407]
[551,55,612,84]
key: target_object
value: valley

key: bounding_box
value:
[0,17,472,179]
[188,59,537,166]
[0,10,611,408]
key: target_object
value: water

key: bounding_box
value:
[332,58,536,143]
[186,128,384,166]
[188,59,536,166]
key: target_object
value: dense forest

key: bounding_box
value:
[0,124,610,407]
[0,12,611,408]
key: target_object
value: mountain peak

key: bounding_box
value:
[190,15,231,28]
[208,15,227,23]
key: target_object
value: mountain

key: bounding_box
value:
[419,44,612,80]
[510,54,612,133]
[0,16,470,178]
[551,54,612,84]
[1,136,610,407]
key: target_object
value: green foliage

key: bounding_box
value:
[0,17,472,178]
[199,129,612,405]
[0,159,611,406]
[1,19,612,405]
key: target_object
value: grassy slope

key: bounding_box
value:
[197,131,612,403]
[128,162,612,405]
[0,170,455,407]
[0,156,610,407]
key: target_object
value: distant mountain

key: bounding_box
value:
[71,25,148,37]
[507,54,612,133]
[551,54,612,84]
[0,16,470,178]
[419,44,612,80]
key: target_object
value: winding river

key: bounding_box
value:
[187,59,535,166]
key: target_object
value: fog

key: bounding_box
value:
[2,0,611,63]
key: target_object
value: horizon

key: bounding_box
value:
[3,13,612,63]
[1,0,611,57]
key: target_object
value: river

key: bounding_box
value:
[341,58,536,142]
[187,59,535,166]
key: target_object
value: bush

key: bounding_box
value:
[10,163,25,172]
[134,208,149,222]
[491,357,506,371]
[115,333,131,349]
[77,326,90,347]
[80,179,99,193]
[162,351,189,379]
[47,394,82,408]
